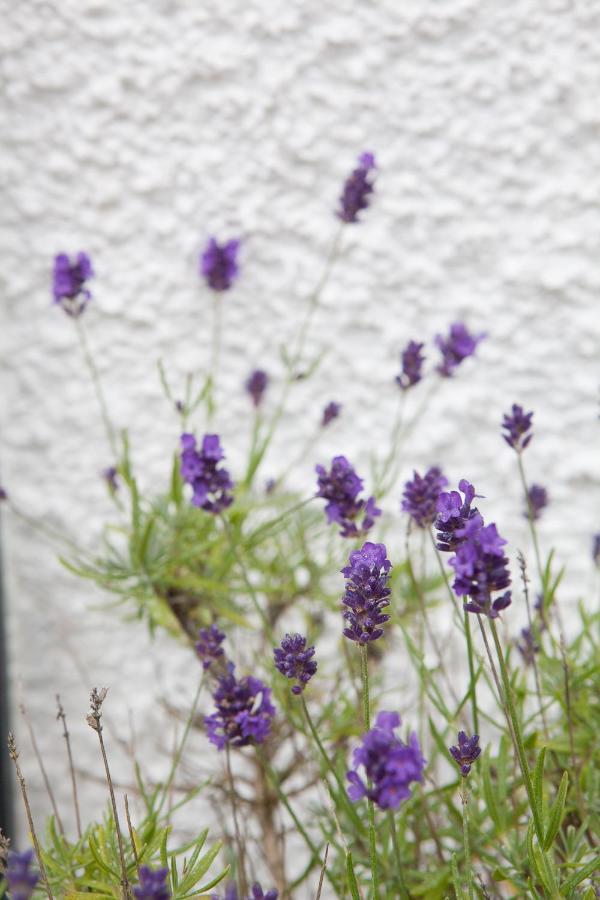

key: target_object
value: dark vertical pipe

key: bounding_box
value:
[0,512,14,841]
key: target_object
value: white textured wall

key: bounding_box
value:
[2,0,600,861]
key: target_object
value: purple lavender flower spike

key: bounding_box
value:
[347,711,425,810]
[200,238,240,292]
[435,323,484,377]
[502,404,534,452]
[195,624,226,670]
[402,467,448,528]
[337,152,376,223]
[516,626,540,665]
[435,479,480,552]
[180,433,234,514]
[133,866,170,899]
[449,731,481,777]
[525,484,548,521]
[52,252,93,317]
[273,633,317,695]
[249,885,279,900]
[321,401,342,427]
[245,369,268,408]
[341,542,392,645]
[449,513,512,618]
[593,534,600,566]
[316,456,381,538]
[205,663,276,750]
[102,466,119,494]
[5,849,39,900]
[396,340,425,391]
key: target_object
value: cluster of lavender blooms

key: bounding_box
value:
[213,883,278,900]
[180,433,234,513]
[337,152,376,223]
[201,238,240,292]
[516,625,541,665]
[396,340,425,390]
[52,252,94,317]
[205,662,276,750]
[341,542,392,644]
[347,712,425,810]
[133,866,170,900]
[435,481,512,618]
[196,624,226,670]
[525,483,548,521]
[402,466,448,528]
[321,400,341,427]
[245,369,268,407]
[273,633,317,695]
[449,732,481,778]
[435,323,485,378]
[4,848,39,899]
[316,456,380,538]
[502,403,534,452]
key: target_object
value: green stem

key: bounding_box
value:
[488,619,544,844]
[460,783,474,900]
[360,644,380,898]
[207,291,223,422]
[75,318,118,458]
[155,675,204,817]
[388,811,410,899]
[225,746,249,898]
[219,515,274,642]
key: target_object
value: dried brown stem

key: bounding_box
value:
[19,702,64,837]
[225,746,249,898]
[56,695,82,839]
[124,795,141,881]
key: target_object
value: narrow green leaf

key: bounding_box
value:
[543,771,569,850]
[346,852,361,900]
[533,748,547,825]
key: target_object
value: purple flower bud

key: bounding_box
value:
[249,884,279,900]
[337,153,376,224]
[316,456,380,538]
[396,340,425,391]
[52,252,93,317]
[525,484,548,521]
[133,866,170,899]
[449,731,481,777]
[321,401,342,428]
[245,369,268,407]
[341,542,392,645]
[273,634,317,695]
[195,624,226,670]
[205,663,276,750]
[502,404,534,452]
[347,711,425,810]
[101,466,119,494]
[435,323,484,378]
[6,849,40,900]
[402,467,448,528]
[180,433,234,514]
[200,238,240,292]
[593,533,600,566]
[516,626,540,665]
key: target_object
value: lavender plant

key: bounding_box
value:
[3,151,600,900]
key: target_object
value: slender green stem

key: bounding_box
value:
[429,531,479,734]
[225,746,249,898]
[460,784,474,900]
[155,675,204,817]
[360,644,380,898]
[219,515,274,641]
[488,619,544,844]
[75,318,118,458]
[207,291,223,421]
[388,811,410,899]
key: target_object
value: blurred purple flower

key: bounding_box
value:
[525,484,548,521]
[180,433,234,514]
[5,849,39,900]
[449,731,481,777]
[337,152,376,223]
[341,542,391,645]
[402,467,448,528]
[248,884,279,900]
[435,323,484,377]
[321,401,342,427]
[316,456,380,538]
[347,711,425,810]
[593,533,600,566]
[205,663,275,750]
[273,633,317,695]
[502,404,534,452]
[245,369,268,407]
[196,624,226,670]
[133,866,170,900]
[0,484,7,501]
[516,626,540,665]
[101,466,119,494]
[396,340,425,390]
[52,252,93,317]
[200,238,240,291]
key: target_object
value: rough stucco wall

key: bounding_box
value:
[1,0,599,863]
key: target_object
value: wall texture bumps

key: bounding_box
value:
[1,0,599,842]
